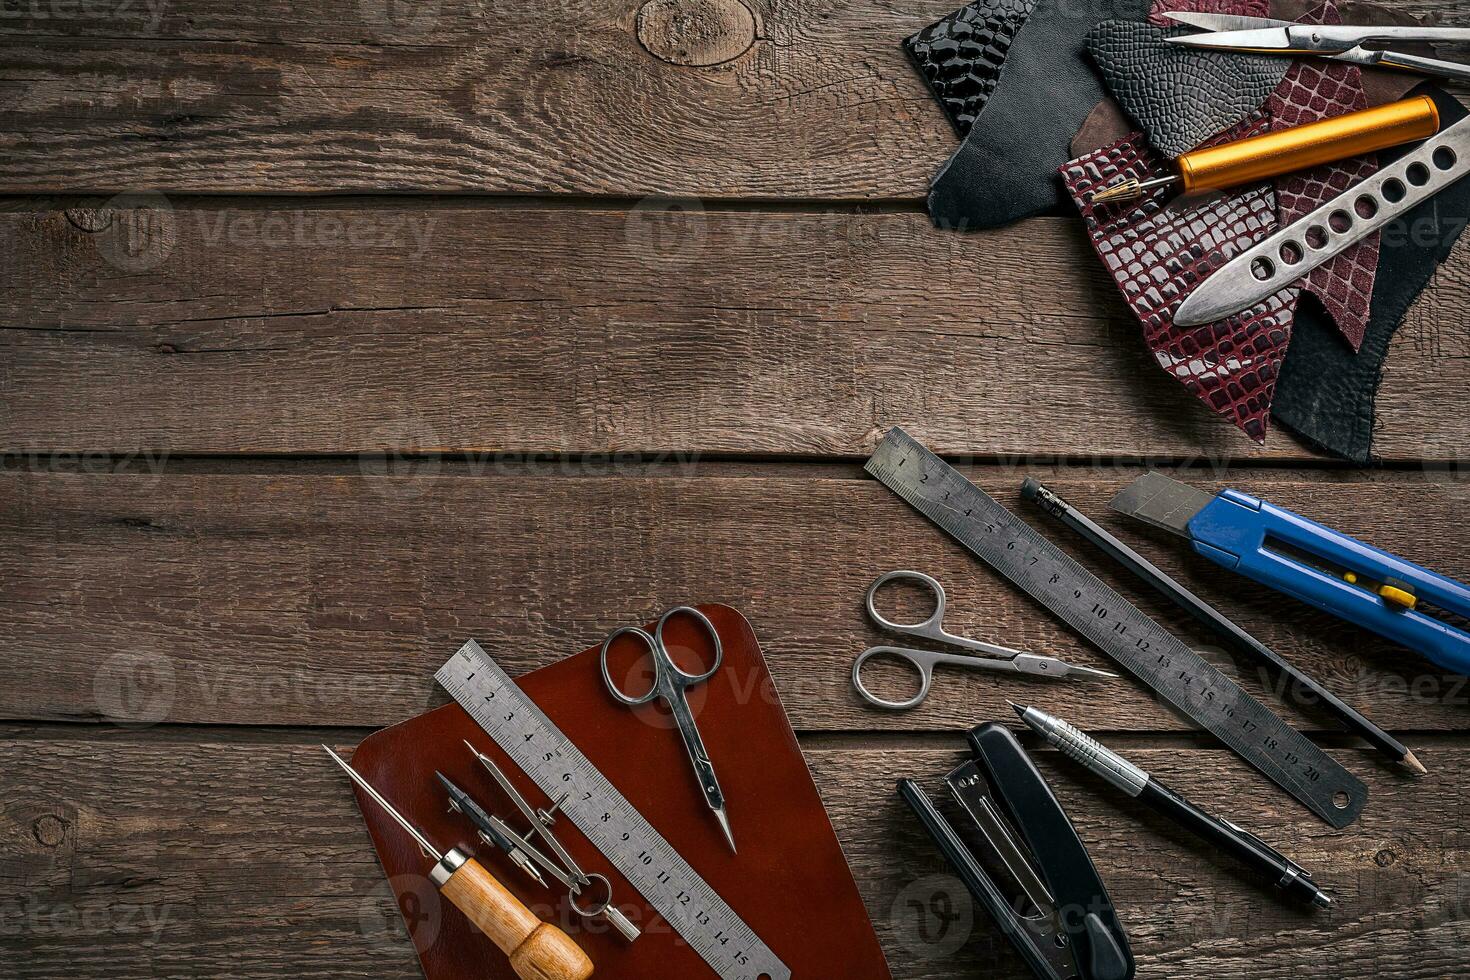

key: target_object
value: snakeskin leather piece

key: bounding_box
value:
[1062,121,1298,442]
[1265,0,1378,350]
[903,0,1037,137]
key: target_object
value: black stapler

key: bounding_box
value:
[898,722,1135,980]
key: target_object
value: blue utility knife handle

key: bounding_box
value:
[1188,489,1470,675]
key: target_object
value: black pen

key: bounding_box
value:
[1010,701,1332,909]
[1019,477,1425,776]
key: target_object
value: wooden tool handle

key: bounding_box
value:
[438,854,594,980]
[1179,95,1441,194]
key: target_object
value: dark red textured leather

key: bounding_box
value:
[1265,0,1378,350]
[344,605,891,980]
[1061,121,1299,443]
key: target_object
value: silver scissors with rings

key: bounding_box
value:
[600,606,736,853]
[853,570,1116,710]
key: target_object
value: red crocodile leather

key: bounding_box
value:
[1265,0,1378,351]
[1148,0,1269,30]
[1061,120,1299,443]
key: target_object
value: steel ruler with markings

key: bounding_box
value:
[866,427,1366,828]
[436,640,790,980]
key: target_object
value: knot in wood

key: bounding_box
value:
[33,813,69,848]
[635,0,756,67]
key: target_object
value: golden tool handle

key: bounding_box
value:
[1179,95,1441,194]
[438,852,594,980]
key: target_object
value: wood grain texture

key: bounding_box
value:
[4,206,1468,461]
[4,467,1467,736]
[0,0,1463,195]
[3,733,1468,979]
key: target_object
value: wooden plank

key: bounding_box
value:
[4,468,1467,735]
[4,206,1468,461]
[0,2,1465,197]
[3,732,1467,978]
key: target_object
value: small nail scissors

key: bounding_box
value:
[853,571,1116,710]
[600,606,736,852]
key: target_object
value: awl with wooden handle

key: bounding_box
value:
[1092,94,1441,204]
[324,746,594,980]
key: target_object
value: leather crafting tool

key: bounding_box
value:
[323,748,594,980]
[866,427,1367,827]
[345,605,892,980]
[599,606,736,852]
[1111,472,1470,674]
[1012,702,1334,909]
[1175,112,1470,325]
[440,764,643,941]
[440,639,780,977]
[1085,19,1290,158]
[1022,477,1424,774]
[1092,94,1439,203]
[1165,12,1470,81]
[852,569,1115,710]
[898,722,1135,980]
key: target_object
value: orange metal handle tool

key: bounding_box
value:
[1179,95,1441,194]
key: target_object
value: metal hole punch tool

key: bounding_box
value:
[600,606,737,853]
[898,723,1135,980]
[852,569,1116,710]
[323,747,594,980]
[1174,110,1470,325]
[455,747,643,942]
[1163,12,1470,82]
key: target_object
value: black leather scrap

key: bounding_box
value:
[1086,20,1290,157]
[927,0,1152,230]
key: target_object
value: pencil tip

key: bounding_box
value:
[1402,751,1428,776]
[1006,699,1025,717]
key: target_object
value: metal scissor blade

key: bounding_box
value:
[1163,25,1297,51]
[1161,11,1293,32]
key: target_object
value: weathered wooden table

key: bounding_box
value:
[4,0,1470,976]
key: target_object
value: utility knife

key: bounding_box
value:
[1110,473,1470,675]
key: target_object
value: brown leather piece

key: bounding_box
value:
[344,605,891,980]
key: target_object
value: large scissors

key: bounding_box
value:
[853,571,1116,710]
[600,606,736,853]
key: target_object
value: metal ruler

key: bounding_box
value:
[436,641,790,980]
[866,428,1366,828]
